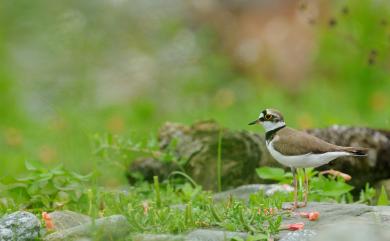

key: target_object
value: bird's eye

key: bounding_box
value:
[265,114,272,120]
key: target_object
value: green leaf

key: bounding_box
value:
[230,237,244,241]
[50,164,65,175]
[37,194,51,208]
[246,234,268,241]
[27,182,40,195]
[39,172,53,181]
[25,160,38,171]
[71,172,93,181]
[16,174,38,182]
[57,182,80,191]
[256,167,286,181]
[223,223,236,231]
[312,176,353,197]
[377,185,389,206]
[52,176,67,189]
[106,133,113,145]
[40,183,58,195]
[0,182,28,191]
[55,191,70,203]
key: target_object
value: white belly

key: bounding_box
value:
[266,140,351,168]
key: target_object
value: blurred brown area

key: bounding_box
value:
[189,0,330,91]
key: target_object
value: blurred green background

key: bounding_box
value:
[1,0,389,186]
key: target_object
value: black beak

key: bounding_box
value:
[248,119,259,125]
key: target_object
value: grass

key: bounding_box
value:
[1,164,290,239]
[217,129,223,193]
[0,137,385,240]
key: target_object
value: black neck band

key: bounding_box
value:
[265,125,286,143]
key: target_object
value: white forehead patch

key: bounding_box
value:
[259,112,264,119]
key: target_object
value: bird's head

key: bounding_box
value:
[248,108,286,132]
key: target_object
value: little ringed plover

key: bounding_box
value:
[249,108,368,209]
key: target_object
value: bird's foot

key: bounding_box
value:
[282,203,297,211]
[282,202,307,211]
[298,202,307,208]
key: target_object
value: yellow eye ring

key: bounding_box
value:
[265,114,272,120]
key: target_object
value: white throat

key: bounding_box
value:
[261,121,286,132]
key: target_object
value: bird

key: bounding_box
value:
[248,108,368,209]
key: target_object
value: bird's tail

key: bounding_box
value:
[341,146,368,156]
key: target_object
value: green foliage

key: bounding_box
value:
[377,185,389,206]
[217,130,223,192]
[0,168,290,238]
[93,133,183,184]
[358,183,377,205]
[231,234,268,241]
[96,182,287,237]
[247,234,268,241]
[0,161,92,210]
[94,133,180,166]
[154,176,162,208]
[256,167,291,182]
[310,175,353,199]
[256,167,363,203]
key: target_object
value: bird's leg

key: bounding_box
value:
[303,168,308,207]
[292,167,298,209]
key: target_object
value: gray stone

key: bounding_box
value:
[284,202,374,230]
[69,202,390,241]
[279,229,317,241]
[131,230,247,241]
[129,121,265,191]
[213,184,293,202]
[314,223,390,241]
[278,202,390,241]
[131,233,185,241]
[373,205,390,225]
[48,210,92,231]
[186,229,247,241]
[44,215,129,241]
[0,211,40,241]
[133,202,390,241]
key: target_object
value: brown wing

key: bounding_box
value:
[272,127,341,155]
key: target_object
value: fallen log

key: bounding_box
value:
[127,120,390,191]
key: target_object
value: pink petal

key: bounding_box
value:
[287,222,305,231]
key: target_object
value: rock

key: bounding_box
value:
[213,184,293,202]
[127,157,180,184]
[282,202,374,229]
[279,202,390,240]
[314,223,390,241]
[307,126,390,189]
[0,211,40,241]
[279,229,317,241]
[48,211,92,231]
[128,121,390,191]
[131,233,185,241]
[373,206,390,225]
[44,215,129,241]
[185,229,248,241]
[126,202,390,241]
[129,120,267,190]
[186,229,247,241]
[131,230,247,241]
